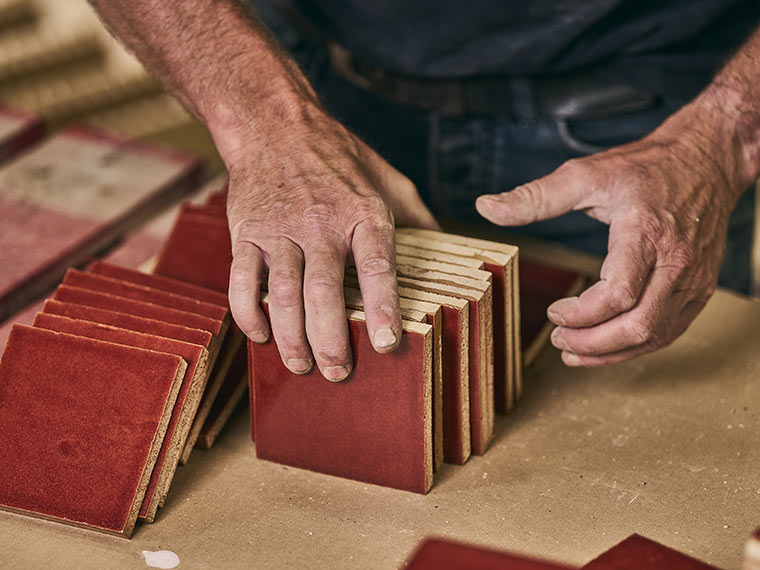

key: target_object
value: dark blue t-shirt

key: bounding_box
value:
[283,0,758,99]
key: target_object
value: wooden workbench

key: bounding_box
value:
[1,288,758,570]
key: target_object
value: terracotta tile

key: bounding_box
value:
[341,281,445,470]
[396,229,517,411]
[52,284,225,337]
[582,534,719,569]
[391,271,493,457]
[41,299,213,350]
[394,286,470,465]
[404,538,575,570]
[62,268,228,321]
[31,312,210,523]
[153,204,231,292]
[177,330,245,467]
[0,325,185,537]
[87,260,228,307]
[252,298,433,494]
[520,259,586,367]
[195,344,248,450]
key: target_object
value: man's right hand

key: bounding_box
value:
[224,96,439,381]
[86,0,439,380]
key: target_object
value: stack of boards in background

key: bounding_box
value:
[0,0,221,167]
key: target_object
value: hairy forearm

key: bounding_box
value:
[662,27,760,192]
[88,0,317,159]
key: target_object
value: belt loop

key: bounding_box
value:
[511,76,537,121]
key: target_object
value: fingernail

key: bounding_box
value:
[323,364,352,382]
[373,327,397,349]
[551,328,568,350]
[563,352,582,367]
[286,358,313,374]
[547,308,566,326]
[247,330,269,343]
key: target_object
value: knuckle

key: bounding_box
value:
[231,219,261,243]
[228,267,257,293]
[354,194,391,221]
[302,204,340,236]
[304,269,343,300]
[608,282,638,313]
[626,316,654,345]
[558,157,585,175]
[268,274,302,307]
[629,209,663,239]
[357,255,395,278]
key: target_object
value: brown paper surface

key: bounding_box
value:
[0,289,758,569]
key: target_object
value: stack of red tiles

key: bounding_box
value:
[0,255,246,537]
[250,224,586,495]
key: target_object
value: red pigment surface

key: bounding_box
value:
[520,259,585,351]
[53,285,223,336]
[88,261,228,307]
[404,538,574,570]
[62,269,227,320]
[0,325,182,535]
[582,534,718,570]
[252,308,431,494]
[153,206,231,293]
[42,299,212,348]
[31,313,206,519]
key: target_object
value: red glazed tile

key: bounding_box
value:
[0,106,45,163]
[52,284,224,337]
[0,325,185,537]
[87,261,228,307]
[582,534,719,569]
[520,259,586,367]
[178,330,245,466]
[41,299,213,349]
[196,342,248,450]
[395,274,492,457]
[252,301,433,494]
[61,268,228,321]
[404,538,574,570]
[153,204,232,292]
[31,313,210,523]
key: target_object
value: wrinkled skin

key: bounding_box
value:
[225,102,439,380]
[476,108,746,367]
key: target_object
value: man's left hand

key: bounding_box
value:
[475,108,748,367]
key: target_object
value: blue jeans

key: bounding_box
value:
[253,0,755,293]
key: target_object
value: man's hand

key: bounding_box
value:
[226,100,438,380]
[87,0,438,380]
[476,98,756,367]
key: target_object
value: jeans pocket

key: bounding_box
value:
[554,119,609,155]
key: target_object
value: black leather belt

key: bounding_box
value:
[328,44,657,120]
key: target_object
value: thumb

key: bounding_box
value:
[475,161,588,226]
